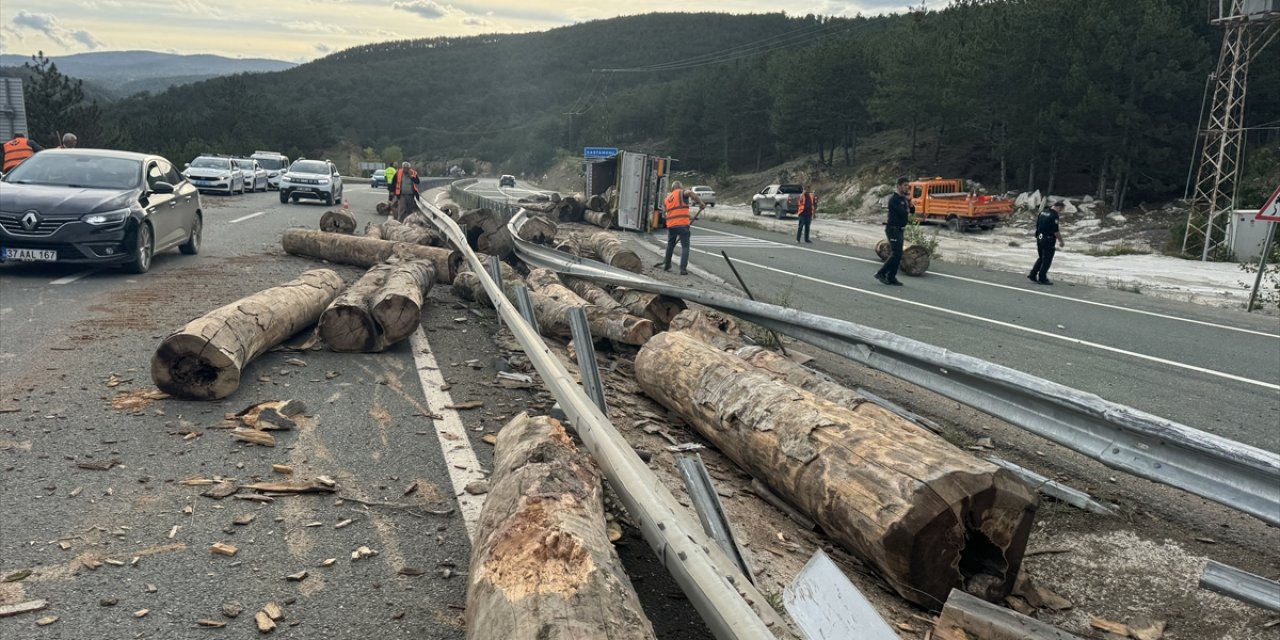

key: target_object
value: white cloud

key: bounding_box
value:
[314,42,334,54]
[392,0,453,19]
[11,11,104,50]
[282,21,348,34]
[461,16,491,26]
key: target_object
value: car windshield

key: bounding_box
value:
[255,158,285,170]
[4,153,142,189]
[693,186,713,192]
[191,157,230,169]
[779,184,803,194]
[291,161,328,174]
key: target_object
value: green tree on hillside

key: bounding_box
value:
[22,52,101,146]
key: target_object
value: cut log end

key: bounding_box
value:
[318,307,383,353]
[151,335,239,401]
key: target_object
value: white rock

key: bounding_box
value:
[1082,194,1094,203]
[1062,200,1078,214]
[1073,218,1102,229]
[1029,190,1043,209]
[1015,192,1030,208]
[1107,213,1127,224]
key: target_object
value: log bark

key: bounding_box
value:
[579,232,643,273]
[583,209,615,230]
[452,257,522,308]
[151,269,344,400]
[613,289,686,331]
[281,228,461,284]
[901,245,931,276]
[459,208,515,259]
[552,196,585,222]
[466,413,656,640]
[319,210,356,234]
[934,589,1084,640]
[319,264,393,352]
[364,221,385,240]
[370,218,445,247]
[875,239,891,261]
[523,269,654,345]
[514,214,558,245]
[375,201,392,216]
[732,345,870,413]
[562,277,625,312]
[634,331,1038,609]
[372,260,436,344]
[666,308,741,350]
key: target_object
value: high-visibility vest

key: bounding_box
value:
[798,193,816,217]
[384,167,396,183]
[664,188,691,228]
[395,168,419,196]
[3,137,34,172]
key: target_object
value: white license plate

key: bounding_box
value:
[2,248,57,262]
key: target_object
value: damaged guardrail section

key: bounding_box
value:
[503,211,1280,528]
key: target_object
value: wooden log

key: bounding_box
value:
[372,260,436,344]
[586,194,609,212]
[583,209,615,229]
[459,208,515,259]
[514,214,558,245]
[613,288,686,331]
[666,308,741,350]
[151,269,344,400]
[376,218,445,247]
[901,245,932,276]
[634,331,1038,609]
[875,239,891,261]
[579,232,643,273]
[318,264,394,352]
[732,345,870,413]
[466,413,656,640]
[364,221,385,240]
[375,201,392,216]
[553,196,585,222]
[319,210,356,234]
[934,589,1084,640]
[452,257,521,308]
[281,228,461,284]
[562,277,625,312]
[524,269,654,345]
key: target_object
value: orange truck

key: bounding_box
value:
[908,178,1014,232]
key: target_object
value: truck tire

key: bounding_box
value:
[280,191,289,204]
[751,202,760,216]
[775,205,785,220]
[947,216,962,233]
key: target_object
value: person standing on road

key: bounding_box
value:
[661,180,704,275]
[875,177,912,286]
[2,132,43,173]
[58,133,77,149]
[1028,200,1066,285]
[393,161,420,222]
[384,165,396,202]
[796,184,817,243]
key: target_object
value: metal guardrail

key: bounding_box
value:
[420,198,787,639]
[503,210,1280,527]
[1199,559,1280,612]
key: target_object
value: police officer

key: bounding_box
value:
[875,176,912,286]
[1028,200,1066,285]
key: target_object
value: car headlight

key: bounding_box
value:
[280,175,291,183]
[317,178,330,185]
[82,209,130,225]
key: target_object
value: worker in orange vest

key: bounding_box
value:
[2,132,43,173]
[661,180,705,275]
[795,184,817,243]
[393,161,420,222]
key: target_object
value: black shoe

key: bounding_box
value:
[875,273,888,284]
[887,279,905,286]
[1037,279,1053,285]
[663,265,672,272]
[679,270,689,275]
[1027,274,1038,283]
[804,239,812,243]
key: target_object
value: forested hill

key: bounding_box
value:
[84,3,1279,208]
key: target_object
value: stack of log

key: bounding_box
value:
[522,269,654,346]
[874,239,932,276]
[458,208,515,260]
[452,256,522,309]
[281,229,461,284]
[518,195,586,224]
[553,232,644,274]
[318,260,436,352]
[633,327,1038,610]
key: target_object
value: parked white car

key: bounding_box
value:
[184,155,243,195]
[235,158,268,192]
[690,185,717,207]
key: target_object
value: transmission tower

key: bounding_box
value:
[1183,0,1279,260]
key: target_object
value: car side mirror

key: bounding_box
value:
[151,181,175,194]
[184,162,190,168]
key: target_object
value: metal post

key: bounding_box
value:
[513,285,539,332]
[720,251,787,356]
[486,256,503,287]
[567,307,607,414]
[1247,221,1275,312]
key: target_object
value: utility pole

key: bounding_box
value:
[1183,0,1279,261]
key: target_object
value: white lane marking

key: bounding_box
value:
[49,269,97,285]
[697,226,1280,339]
[683,244,1280,391]
[229,211,266,224]
[409,329,486,538]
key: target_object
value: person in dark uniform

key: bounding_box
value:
[1028,200,1066,285]
[875,176,912,286]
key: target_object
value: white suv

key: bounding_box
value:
[278,159,343,206]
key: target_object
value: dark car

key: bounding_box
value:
[0,149,202,274]
[499,174,516,188]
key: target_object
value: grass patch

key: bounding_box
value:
[1105,278,1142,294]
[1082,244,1151,257]
[765,591,786,616]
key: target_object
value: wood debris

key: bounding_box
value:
[197,619,227,628]
[271,464,293,475]
[235,494,275,503]
[241,481,335,494]
[0,599,47,617]
[76,459,121,471]
[255,610,277,633]
[2,569,32,582]
[351,546,377,561]
[134,609,149,618]
[231,428,276,447]
[233,514,256,526]
[334,519,353,529]
[262,602,284,621]
[445,400,484,410]
[222,602,243,618]
[285,571,308,582]
[179,477,216,486]
[1091,617,1131,635]
[202,482,239,499]
[210,543,239,557]
[319,558,336,567]
[36,615,58,626]
[1130,619,1167,640]
[397,567,426,576]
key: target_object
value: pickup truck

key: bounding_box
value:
[751,184,803,219]
[909,178,1014,232]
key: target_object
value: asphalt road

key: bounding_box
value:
[638,218,1280,452]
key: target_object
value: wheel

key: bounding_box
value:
[179,215,202,255]
[775,205,785,219]
[292,195,300,202]
[751,202,760,216]
[709,203,715,207]
[124,223,153,274]
[946,216,962,233]
[280,191,289,204]
[323,192,334,206]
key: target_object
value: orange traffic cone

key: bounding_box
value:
[343,198,350,211]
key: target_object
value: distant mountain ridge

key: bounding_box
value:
[0,50,295,97]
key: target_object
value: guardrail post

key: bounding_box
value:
[513,285,539,333]
[568,307,607,414]
[486,255,504,286]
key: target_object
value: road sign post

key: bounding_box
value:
[1246,185,1280,312]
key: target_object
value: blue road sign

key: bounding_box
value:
[584,147,619,159]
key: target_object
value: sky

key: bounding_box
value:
[0,1,918,63]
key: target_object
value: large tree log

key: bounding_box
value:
[732,345,869,413]
[553,196,585,222]
[901,245,931,276]
[151,269,344,400]
[458,208,515,259]
[466,413,656,640]
[452,257,522,308]
[281,228,460,284]
[561,277,625,312]
[364,221,385,240]
[585,194,609,212]
[666,308,741,350]
[523,269,654,345]
[318,264,393,352]
[634,331,1038,609]
[934,589,1084,640]
[319,210,356,234]
[513,214,558,244]
[372,260,436,344]
[612,288,686,330]
[583,209,615,230]
[579,232,643,273]
[370,218,445,247]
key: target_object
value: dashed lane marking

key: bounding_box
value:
[229,211,266,224]
[49,269,98,285]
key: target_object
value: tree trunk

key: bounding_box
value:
[459,208,515,259]
[370,218,445,247]
[513,214,557,245]
[466,413,657,640]
[901,245,932,276]
[579,233,643,273]
[1045,148,1058,202]
[612,288,686,331]
[319,210,356,234]
[732,345,870,412]
[634,331,1038,609]
[583,209,615,230]
[280,228,460,284]
[364,221,385,240]
[453,258,522,309]
[585,194,609,213]
[934,589,1084,640]
[151,269,344,400]
[318,264,393,353]
[562,277,626,312]
[376,201,392,216]
[372,260,436,344]
[523,269,654,345]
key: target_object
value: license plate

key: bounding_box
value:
[2,247,57,262]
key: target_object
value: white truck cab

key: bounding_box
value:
[250,151,291,190]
